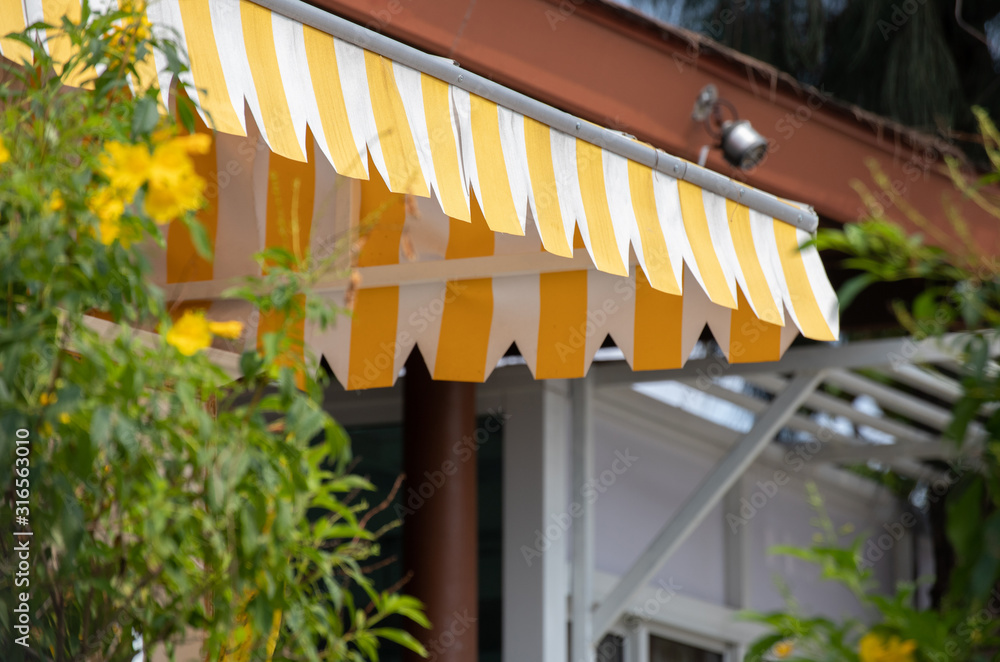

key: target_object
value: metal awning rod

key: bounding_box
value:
[253,0,819,233]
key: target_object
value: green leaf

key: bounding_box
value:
[131,96,160,136]
[836,273,876,311]
[370,628,428,657]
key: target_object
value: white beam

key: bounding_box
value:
[591,371,826,640]
[593,333,998,387]
[744,373,936,443]
[811,440,962,464]
[824,369,954,431]
[165,252,598,301]
[571,375,596,662]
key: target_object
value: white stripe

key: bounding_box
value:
[271,12,321,164]
[797,227,840,339]
[651,171,693,294]
[213,131,262,280]
[585,270,620,373]
[145,0,192,115]
[497,107,529,233]
[22,0,46,55]
[334,37,378,179]
[680,265,711,363]
[759,218,804,333]
[450,86,480,213]
[748,208,786,326]
[602,150,637,277]
[393,62,437,203]
[701,189,740,307]
[309,289,350,386]
[209,0,261,139]
[405,282,447,375]
[550,129,585,254]
[405,193,450,262]
[492,273,540,375]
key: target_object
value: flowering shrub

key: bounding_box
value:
[0,3,425,661]
[743,484,998,662]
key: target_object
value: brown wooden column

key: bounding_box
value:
[403,353,478,662]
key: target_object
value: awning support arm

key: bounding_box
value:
[590,370,826,641]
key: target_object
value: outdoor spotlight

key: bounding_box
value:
[692,84,768,170]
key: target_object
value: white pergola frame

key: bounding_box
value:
[568,331,993,660]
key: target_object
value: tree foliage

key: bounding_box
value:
[0,4,426,660]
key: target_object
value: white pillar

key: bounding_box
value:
[571,375,595,662]
[502,381,570,662]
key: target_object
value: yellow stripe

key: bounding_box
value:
[240,0,304,161]
[677,181,736,309]
[434,280,493,381]
[422,73,469,221]
[469,94,523,236]
[773,220,837,341]
[43,0,89,88]
[257,136,317,385]
[444,197,495,260]
[729,289,781,363]
[434,200,495,381]
[524,118,572,258]
[576,140,627,276]
[633,270,683,370]
[177,0,245,136]
[264,135,316,258]
[347,287,399,390]
[365,51,429,197]
[167,117,218,283]
[726,200,782,325]
[628,161,679,294]
[536,271,588,379]
[0,1,31,65]
[348,160,405,390]
[302,26,367,180]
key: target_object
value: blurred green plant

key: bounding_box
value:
[742,484,999,662]
[0,2,426,661]
[746,107,1000,662]
[812,107,1000,611]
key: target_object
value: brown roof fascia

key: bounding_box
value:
[306,0,999,252]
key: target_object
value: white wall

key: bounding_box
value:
[589,386,901,624]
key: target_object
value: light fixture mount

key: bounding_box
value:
[692,84,768,170]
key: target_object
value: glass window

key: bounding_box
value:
[649,634,723,662]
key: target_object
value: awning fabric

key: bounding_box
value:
[2,0,840,390]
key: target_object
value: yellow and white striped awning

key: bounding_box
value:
[1,0,839,390]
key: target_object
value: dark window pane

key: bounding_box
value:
[649,634,723,662]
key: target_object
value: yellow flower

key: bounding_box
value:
[858,633,916,662]
[59,412,71,425]
[772,641,794,659]
[88,187,133,247]
[0,137,9,164]
[101,141,151,198]
[144,136,208,224]
[207,320,244,339]
[39,392,57,406]
[46,190,65,212]
[166,310,243,356]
